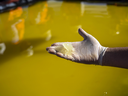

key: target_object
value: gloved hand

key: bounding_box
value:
[46,28,107,65]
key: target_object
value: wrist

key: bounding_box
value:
[98,46,108,65]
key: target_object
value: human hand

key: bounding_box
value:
[46,28,107,65]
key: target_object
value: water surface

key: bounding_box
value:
[0,1,128,96]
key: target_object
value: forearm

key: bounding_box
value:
[102,47,128,68]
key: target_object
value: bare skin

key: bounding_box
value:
[46,28,128,69]
[103,47,128,68]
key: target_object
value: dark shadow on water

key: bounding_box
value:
[0,37,49,64]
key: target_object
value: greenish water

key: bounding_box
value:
[0,1,128,96]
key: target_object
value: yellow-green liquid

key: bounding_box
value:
[0,1,128,96]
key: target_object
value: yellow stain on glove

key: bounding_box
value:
[55,43,75,56]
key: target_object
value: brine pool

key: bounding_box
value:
[0,1,128,96]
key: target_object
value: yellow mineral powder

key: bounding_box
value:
[55,42,74,56]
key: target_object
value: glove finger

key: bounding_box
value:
[78,28,89,40]
[51,42,63,46]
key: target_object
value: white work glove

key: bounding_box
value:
[46,28,107,65]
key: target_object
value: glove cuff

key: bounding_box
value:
[99,47,108,65]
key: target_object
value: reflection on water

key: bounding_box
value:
[81,2,108,17]
[103,92,107,96]
[11,19,25,44]
[26,45,33,57]
[0,1,128,96]
[0,43,6,54]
